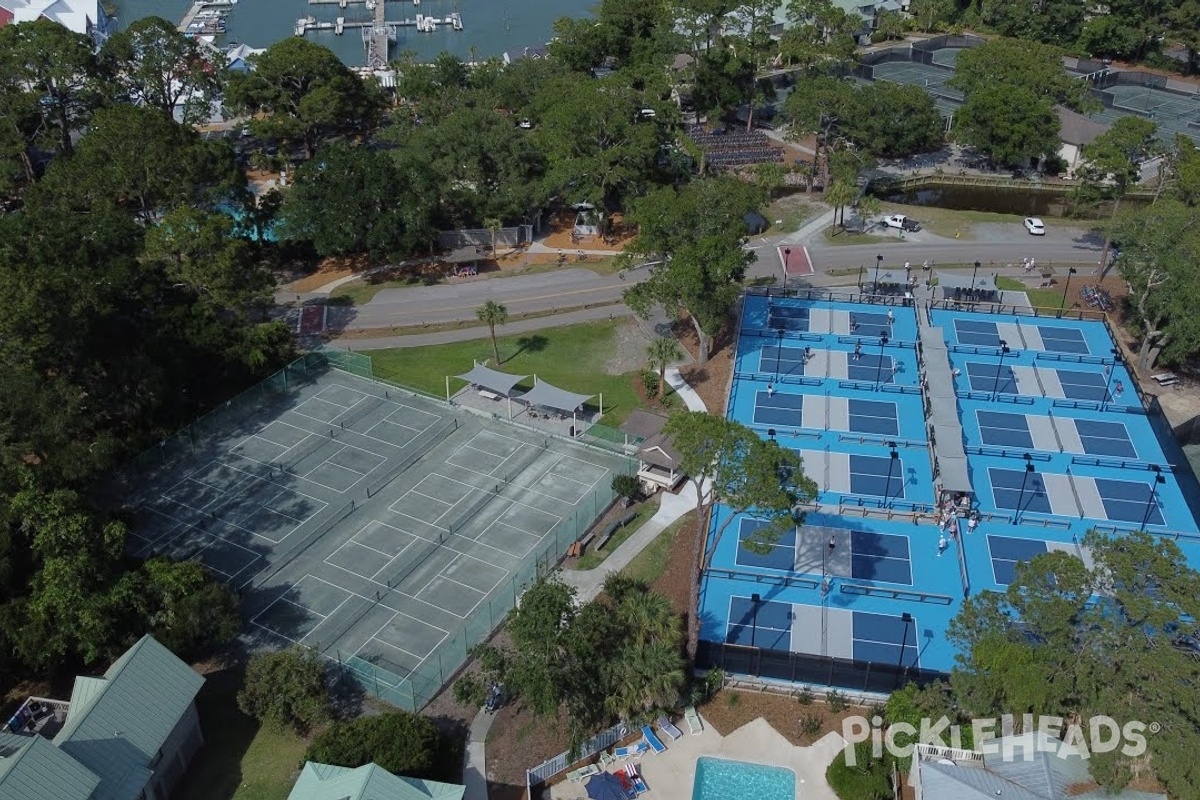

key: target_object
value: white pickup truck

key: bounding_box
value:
[883,214,921,232]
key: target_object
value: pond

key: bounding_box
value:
[875,182,1149,217]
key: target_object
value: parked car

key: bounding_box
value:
[884,214,921,232]
[1024,217,1046,235]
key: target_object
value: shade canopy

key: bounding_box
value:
[445,246,482,264]
[585,773,626,800]
[937,271,997,293]
[456,362,528,397]
[518,379,594,413]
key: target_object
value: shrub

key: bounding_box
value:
[640,370,660,398]
[611,474,641,503]
[237,646,329,735]
[827,689,849,713]
[453,674,486,708]
[826,741,893,800]
[800,712,823,737]
[305,711,448,781]
[725,691,740,708]
[796,687,815,705]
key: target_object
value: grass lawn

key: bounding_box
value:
[822,227,896,246]
[879,201,1105,240]
[569,498,660,570]
[621,511,695,584]
[368,319,664,428]
[760,194,824,236]
[995,276,1064,309]
[176,667,309,800]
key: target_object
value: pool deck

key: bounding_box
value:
[546,712,845,800]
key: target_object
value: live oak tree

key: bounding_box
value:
[1073,116,1159,278]
[306,712,448,780]
[948,38,1093,113]
[279,141,436,257]
[621,177,761,363]
[664,412,817,658]
[954,85,1060,168]
[0,18,106,159]
[1110,200,1200,368]
[948,531,1200,799]
[100,16,221,126]
[225,38,384,159]
[238,647,330,734]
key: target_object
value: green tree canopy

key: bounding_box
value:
[305,711,449,780]
[663,411,817,656]
[622,177,762,362]
[948,530,1200,798]
[954,84,1060,168]
[948,38,1093,112]
[1110,199,1200,368]
[225,38,384,158]
[100,16,221,125]
[841,83,944,158]
[279,141,436,257]
[0,18,106,158]
[238,646,330,734]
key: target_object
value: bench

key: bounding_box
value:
[1153,373,1177,384]
[594,510,639,551]
[478,389,502,401]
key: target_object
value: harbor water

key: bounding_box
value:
[116,0,596,66]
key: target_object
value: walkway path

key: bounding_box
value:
[462,367,705,800]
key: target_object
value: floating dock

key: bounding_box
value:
[294,9,463,66]
[177,0,233,35]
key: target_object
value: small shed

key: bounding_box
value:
[635,433,686,492]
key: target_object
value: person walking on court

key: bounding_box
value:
[938,534,948,556]
[767,383,775,397]
[853,341,862,361]
[887,309,894,326]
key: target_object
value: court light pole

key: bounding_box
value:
[896,611,913,683]
[1101,348,1120,411]
[750,593,761,648]
[1140,466,1166,531]
[1015,453,1035,523]
[783,247,791,290]
[874,253,883,295]
[775,328,785,381]
[1060,267,1078,314]
[875,334,890,388]
[883,442,899,507]
[972,260,981,299]
[991,340,1010,400]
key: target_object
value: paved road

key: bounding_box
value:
[321,218,1104,346]
[329,267,635,331]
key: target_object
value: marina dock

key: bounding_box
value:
[177,0,234,36]
[294,7,463,66]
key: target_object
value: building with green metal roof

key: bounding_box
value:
[288,762,465,800]
[0,635,205,800]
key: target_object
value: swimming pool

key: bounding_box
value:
[692,756,796,800]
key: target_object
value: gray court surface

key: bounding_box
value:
[126,369,627,692]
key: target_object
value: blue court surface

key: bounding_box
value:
[987,536,1048,585]
[700,296,1200,687]
[851,531,912,585]
[754,390,804,426]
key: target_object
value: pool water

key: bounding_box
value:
[692,756,796,800]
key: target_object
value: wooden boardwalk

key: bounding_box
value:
[366,0,388,69]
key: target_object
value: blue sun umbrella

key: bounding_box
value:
[585,771,627,800]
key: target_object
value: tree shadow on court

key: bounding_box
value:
[327,665,368,720]
[506,334,548,363]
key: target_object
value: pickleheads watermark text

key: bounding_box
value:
[841,714,1153,765]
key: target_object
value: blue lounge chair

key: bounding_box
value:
[656,714,683,741]
[614,741,648,760]
[641,724,667,754]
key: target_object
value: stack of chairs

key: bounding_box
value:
[686,125,784,167]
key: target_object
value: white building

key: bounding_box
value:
[0,0,111,41]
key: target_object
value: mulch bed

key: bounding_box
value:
[700,688,875,748]
[674,318,734,416]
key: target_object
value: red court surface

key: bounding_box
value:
[299,305,326,336]
[778,245,814,277]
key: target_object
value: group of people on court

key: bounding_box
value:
[935,496,981,556]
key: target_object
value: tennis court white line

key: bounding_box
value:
[255,418,321,448]
[385,402,440,428]
[462,440,520,462]
[358,633,431,665]
[193,537,263,581]
[146,492,305,546]
[316,384,369,405]
[553,455,610,492]
[491,519,548,539]
[363,418,420,447]
[326,539,395,577]
[538,454,602,491]
[299,596,354,644]
[341,536,395,559]
[289,395,357,426]
[437,574,489,595]
[441,454,590,506]
[320,559,480,621]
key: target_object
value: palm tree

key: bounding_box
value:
[484,217,502,256]
[646,336,683,400]
[825,180,857,232]
[616,591,678,648]
[476,300,508,364]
